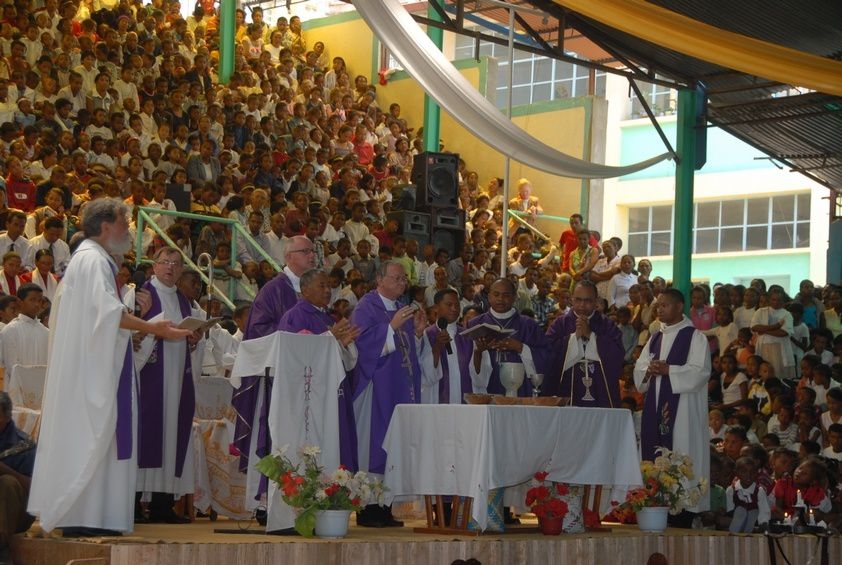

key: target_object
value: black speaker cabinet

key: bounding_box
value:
[430,207,465,258]
[387,210,430,248]
[411,151,459,208]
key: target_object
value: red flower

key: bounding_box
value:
[325,483,341,497]
[644,477,659,497]
[534,471,549,482]
[338,464,346,471]
[583,509,600,528]
[556,483,569,496]
[351,497,361,506]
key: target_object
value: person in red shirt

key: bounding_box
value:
[4,156,36,213]
[559,213,597,273]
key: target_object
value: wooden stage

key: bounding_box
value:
[10,518,842,565]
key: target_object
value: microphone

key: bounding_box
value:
[436,317,452,355]
[133,271,147,317]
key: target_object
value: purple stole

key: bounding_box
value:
[424,324,473,404]
[278,300,359,471]
[109,261,133,461]
[640,326,696,461]
[138,281,194,477]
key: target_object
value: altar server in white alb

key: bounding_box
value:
[134,248,204,523]
[634,288,710,512]
[28,198,190,536]
[0,283,47,405]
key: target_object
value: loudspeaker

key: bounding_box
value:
[412,152,459,208]
[430,207,465,258]
[389,183,416,211]
[387,210,430,248]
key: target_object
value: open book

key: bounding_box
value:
[459,323,516,341]
[177,317,223,333]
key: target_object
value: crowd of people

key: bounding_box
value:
[0,0,839,554]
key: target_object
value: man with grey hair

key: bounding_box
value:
[0,390,35,561]
[28,198,191,537]
[231,234,315,516]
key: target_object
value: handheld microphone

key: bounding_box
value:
[133,271,147,317]
[436,317,452,355]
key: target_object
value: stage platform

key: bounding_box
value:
[10,518,842,565]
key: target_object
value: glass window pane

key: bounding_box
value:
[651,205,672,232]
[771,224,794,249]
[511,85,531,107]
[771,195,795,222]
[796,222,810,247]
[594,74,607,97]
[479,42,494,57]
[720,227,743,252]
[695,229,718,254]
[574,77,588,96]
[628,233,649,257]
[512,62,532,85]
[650,232,671,256]
[721,200,744,227]
[532,82,550,102]
[513,49,531,62]
[556,61,574,80]
[696,202,720,229]
[746,198,769,224]
[628,208,649,232]
[554,81,572,99]
[746,226,768,250]
[534,59,553,82]
[797,193,811,221]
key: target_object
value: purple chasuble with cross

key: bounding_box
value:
[231,273,298,473]
[278,300,359,471]
[138,281,194,477]
[466,312,548,397]
[424,324,473,404]
[640,326,696,461]
[350,291,421,474]
[545,310,623,407]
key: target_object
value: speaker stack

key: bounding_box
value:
[388,151,465,258]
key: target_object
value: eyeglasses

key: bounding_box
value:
[385,274,408,283]
[156,260,183,267]
[289,248,315,255]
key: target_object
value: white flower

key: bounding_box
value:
[300,445,321,458]
[331,468,351,486]
[654,456,671,471]
[274,444,290,458]
[315,489,327,501]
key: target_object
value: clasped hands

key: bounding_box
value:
[474,335,524,354]
[330,318,360,347]
[390,305,427,336]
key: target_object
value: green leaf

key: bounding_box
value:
[255,454,283,480]
[295,506,318,537]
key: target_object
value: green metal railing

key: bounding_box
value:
[135,206,282,309]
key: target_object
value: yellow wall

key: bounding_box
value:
[304,12,591,239]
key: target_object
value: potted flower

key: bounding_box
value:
[256,445,386,538]
[616,448,707,533]
[525,472,569,535]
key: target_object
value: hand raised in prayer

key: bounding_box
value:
[647,360,670,377]
[330,318,360,348]
[575,315,591,339]
[150,320,193,341]
[390,305,418,331]
[491,337,524,354]
[135,288,152,318]
[413,307,427,337]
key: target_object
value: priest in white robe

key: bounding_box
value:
[634,288,710,513]
[28,198,190,536]
[0,283,48,405]
[134,248,202,523]
[420,288,473,405]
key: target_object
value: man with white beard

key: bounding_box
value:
[28,198,190,536]
[134,248,203,523]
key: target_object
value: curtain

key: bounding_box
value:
[354,0,670,179]
[555,0,842,97]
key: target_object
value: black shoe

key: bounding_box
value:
[62,527,123,538]
[149,510,191,524]
[255,508,267,526]
[503,507,520,525]
[382,507,404,528]
[356,505,386,528]
[0,543,12,565]
[266,527,300,536]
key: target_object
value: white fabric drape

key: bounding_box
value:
[354,0,670,178]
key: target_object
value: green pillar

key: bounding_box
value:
[219,0,236,84]
[422,5,443,152]
[672,88,700,306]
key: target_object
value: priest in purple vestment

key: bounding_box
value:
[634,288,710,512]
[278,270,360,473]
[468,278,548,396]
[421,288,474,404]
[545,280,623,407]
[230,236,315,510]
[351,261,426,527]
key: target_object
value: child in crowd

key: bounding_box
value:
[709,409,728,440]
[822,423,842,461]
[787,302,810,376]
[718,353,748,413]
[768,404,798,448]
[703,306,738,359]
[822,389,842,435]
[616,306,637,362]
[726,457,770,533]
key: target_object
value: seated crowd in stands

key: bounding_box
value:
[0,0,840,540]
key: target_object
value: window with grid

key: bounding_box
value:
[453,31,606,108]
[629,77,675,118]
[627,193,810,257]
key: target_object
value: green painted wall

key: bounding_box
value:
[620,122,777,180]
[649,252,810,296]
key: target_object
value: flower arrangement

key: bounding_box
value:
[525,471,570,520]
[256,445,386,537]
[618,448,707,515]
